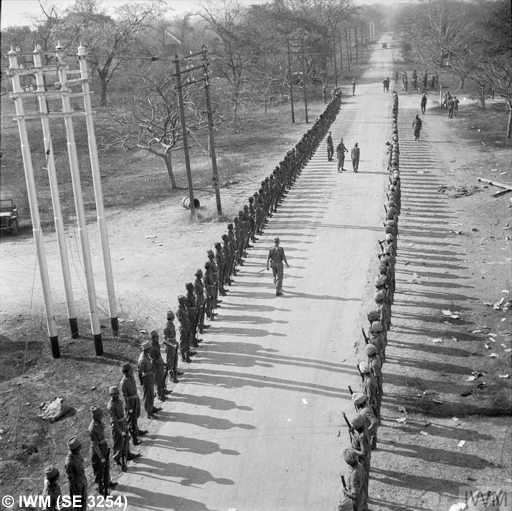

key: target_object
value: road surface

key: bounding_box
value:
[118,43,396,511]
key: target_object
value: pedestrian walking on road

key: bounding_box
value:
[420,93,427,114]
[412,114,422,141]
[327,131,334,161]
[351,143,360,172]
[352,77,356,96]
[267,237,289,296]
[336,138,348,172]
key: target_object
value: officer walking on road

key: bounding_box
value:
[351,143,360,173]
[266,237,289,296]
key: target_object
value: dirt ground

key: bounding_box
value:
[1,36,511,511]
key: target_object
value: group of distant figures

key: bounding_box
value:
[390,69,439,92]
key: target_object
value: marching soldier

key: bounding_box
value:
[64,437,87,511]
[266,237,290,296]
[120,363,147,446]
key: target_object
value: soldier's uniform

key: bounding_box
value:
[64,437,87,511]
[149,330,167,401]
[342,448,366,511]
[267,237,289,296]
[194,270,207,334]
[107,386,129,471]
[42,467,61,511]
[87,406,112,494]
[185,283,200,348]
[138,341,157,416]
[204,262,216,320]
[350,414,371,502]
[352,393,379,449]
[177,295,192,363]
[214,243,227,295]
[120,363,145,445]
[163,311,179,383]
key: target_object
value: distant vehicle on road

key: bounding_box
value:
[0,199,19,236]
[382,43,388,49]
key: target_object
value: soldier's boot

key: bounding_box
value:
[121,459,128,472]
[185,353,192,364]
[172,372,180,384]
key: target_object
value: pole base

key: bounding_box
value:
[50,335,60,359]
[93,333,104,356]
[69,317,79,339]
[111,317,119,336]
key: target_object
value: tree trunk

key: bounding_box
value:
[164,152,177,189]
[99,76,108,106]
[459,75,465,90]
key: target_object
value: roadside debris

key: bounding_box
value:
[442,310,461,319]
[449,503,467,511]
[498,374,510,379]
[39,397,72,422]
[477,178,512,197]
[458,440,466,448]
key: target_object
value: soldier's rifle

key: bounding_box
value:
[357,364,364,382]
[342,412,354,441]
[361,327,369,344]
[340,475,347,491]
[103,447,111,497]
[348,385,353,395]
[378,240,385,251]
[383,205,388,214]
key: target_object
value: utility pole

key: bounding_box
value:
[345,28,352,69]
[300,37,309,123]
[33,44,78,340]
[55,43,103,356]
[77,44,119,336]
[332,32,338,87]
[338,33,344,73]
[8,47,60,358]
[174,55,196,216]
[286,39,295,123]
[355,27,359,64]
[201,45,222,214]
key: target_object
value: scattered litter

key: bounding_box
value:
[503,290,510,293]
[477,382,487,389]
[398,406,407,413]
[302,399,308,404]
[458,440,466,448]
[433,398,443,404]
[442,310,461,319]
[337,430,340,437]
[487,333,497,337]
[423,390,436,395]
[460,390,473,397]
[449,503,467,511]
[465,376,477,382]
[424,422,432,427]
[419,431,429,436]
[396,417,407,423]
[90,386,97,391]
[489,353,498,358]
[452,417,459,422]
[505,348,512,353]
[498,374,510,379]
[38,397,72,422]
[484,343,490,349]
[501,172,507,175]
[491,169,498,172]
[145,235,157,239]
[472,330,483,333]
[139,329,147,334]
[432,338,443,343]
[501,343,508,348]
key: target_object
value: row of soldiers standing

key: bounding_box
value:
[396,69,438,92]
[339,91,401,511]
[37,88,346,511]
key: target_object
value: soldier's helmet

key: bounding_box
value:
[214,242,222,250]
[195,269,203,277]
[351,393,366,405]
[367,310,379,321]
[374,290,385,302]
[375,276,385,287]
[178,295,187,304]
[342,448,358,464]
[207,249,214,256]
[90,405,103,418]
[67,436,81,451]
[351,414,366,429]
[243,205,249,211]
[45,466,60,481]
[186,282,194,290]
[109,386,120,396]
[366,344,377,356]
[204,261,212,269]
[359,361,370,374]
[227,223,233,230]
[221,234,228,241]
[248,196,254,202]
[371,321,383,333]
[167,310,175,320]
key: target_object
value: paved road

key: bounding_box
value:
[119,43,395,511]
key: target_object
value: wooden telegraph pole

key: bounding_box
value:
[286,39,296,123]
[202,45,222,214]
[300,37,309,123]
[174,55,197,216]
